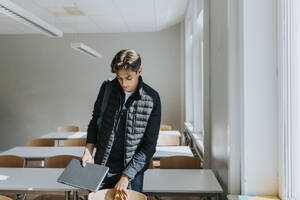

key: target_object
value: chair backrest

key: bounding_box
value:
[160,156,201,169]
[156,134,180,146]
[148,157,153,169]
[44,155,81,168]
[26,138,55,147]
[58,125,79,132]
[160,124,172,131]
[89,189,147,200]
[0,155,25,168]
[63,138,86,146]
[0,195,13,200]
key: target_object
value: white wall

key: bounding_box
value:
[241,0,278,195]
[0,23,182,151]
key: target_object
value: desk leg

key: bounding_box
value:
[55,140,59,147]
[65,191,71,200]
[73,191,79,200]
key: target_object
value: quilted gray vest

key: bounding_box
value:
[94,77,154,167]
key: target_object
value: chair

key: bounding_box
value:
[26,138,54,167]
[89,189,147,200]
[156,135,180,146]
[160,156,201,169]
[0,195,13,200]
[44,155,81,168]
[0,155,25,168]
[148,157,154,169]
[160,124,172,131]
[58,125,79,132]
[26,138,55,147]
[63,138,86,146]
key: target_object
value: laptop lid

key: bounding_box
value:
[57,159,109,192]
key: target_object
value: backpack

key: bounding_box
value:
[96,80,112,137]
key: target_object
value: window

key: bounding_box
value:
[184,0,204,153]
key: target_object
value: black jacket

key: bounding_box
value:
[87,76,161,179]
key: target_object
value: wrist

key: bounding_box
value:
[121,174,130,181]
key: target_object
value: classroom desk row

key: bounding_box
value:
[0,130,224,199]
[41,130,181,140]
[40,130,181,146]
[0,168,223,199]
[0,146,193,167]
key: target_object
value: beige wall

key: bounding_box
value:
[0,23,182,151]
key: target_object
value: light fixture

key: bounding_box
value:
[71,43,102,58]
[0,0,63,37]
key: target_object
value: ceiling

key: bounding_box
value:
[0,0,188,34]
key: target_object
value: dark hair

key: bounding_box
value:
[111,49,141,73]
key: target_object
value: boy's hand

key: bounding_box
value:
[114,174,129,200]
[81,150,94,167]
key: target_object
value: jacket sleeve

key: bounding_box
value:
[122,92,161,180]
[86,82,106,144]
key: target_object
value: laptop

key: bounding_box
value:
[57,159,109,192]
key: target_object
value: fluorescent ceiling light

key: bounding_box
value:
[71,43,102,58]
[0,0,63,37]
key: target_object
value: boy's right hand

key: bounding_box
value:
[81,151,94,167]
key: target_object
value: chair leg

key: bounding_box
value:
[15,194,26,200]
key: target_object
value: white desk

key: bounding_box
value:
[0,168,84,200]
[144,169,223,198]
[159,130,181,136]
[0,147,85,167]
[0,147,85,160]
[40,132,87,147]
[154,146,193,159]
[0,146,193,166]
[0,168,222,199]
[41,131,179,140]
[227,195,239,200]
[40,132,87,146]
[41,131,180,146]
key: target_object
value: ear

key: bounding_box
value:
[137,67,142,75]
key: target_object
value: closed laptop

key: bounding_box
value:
[57,159,109,192]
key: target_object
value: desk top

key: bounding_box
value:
[144,169,223,194]
[159,130,181,136]
[0,146,192,160]
[155,146,193,158]
[40,130,180,140]
[40,132,87,140]
[0,147,85,159]
[0,168,78,191]
[0,168,222,194]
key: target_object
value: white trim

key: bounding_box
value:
[180,21,186,133]
[278,0,284,198]
[279,0,300,200]
[184,0,194,124]
[240,0,245,194]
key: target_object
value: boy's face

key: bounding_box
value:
[116,67,142,92]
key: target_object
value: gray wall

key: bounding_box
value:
[210,0,229,195]
[0,23,182,151]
